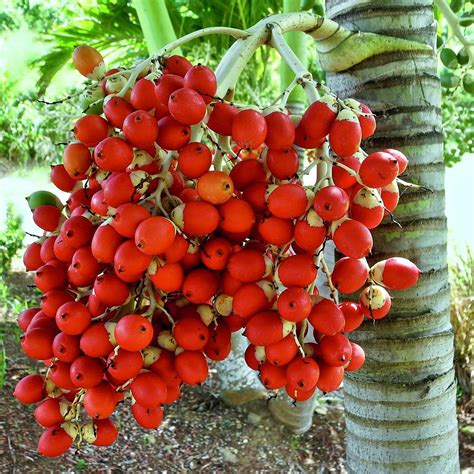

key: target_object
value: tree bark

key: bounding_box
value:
[324,1,459,472]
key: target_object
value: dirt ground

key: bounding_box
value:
[0,270,473,473]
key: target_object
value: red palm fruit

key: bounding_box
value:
[13,374,44,403]
[107,348,143,381]
[33,205,61,232]
[301,95,338,139]
[183,65,217,103]
[74,115,109,147]
[21,327,55,360]
[219,198,256,235]
[135,217,176,255]
[319,333,352,367]
[265,147,298,179]
[38,426,72,457]
[94,137,133,172]
[265,334,298,366]
[286,383,316,401]
[201,237,233,271]
[259,361,287,389]
[87,292,108,317]
[332,257,369,294]
[383,148,408,175]
[53,235,76,263]
[114,314,153,351]
[63,142,91,180]
[49,360,75,390]
[276,254,317,288]
[90,190,109,217]
[359,151,399,188]
[286,357,320,390]
[92,418,118,446]
[123,110,158,149]
[94,273,130,307]
[173,316,209,350]
[92,224,124,263]
[244,344,263,370]
[41,290,74,318]
[132,403,163,429]
[359,285,392,319]
[333,155,361,189]
[308,297,345,335]
[229,159,266,191]
[182,268,218,304]
[233,282,274,318]
[316,362,344,392]
[52,332,81,362]
[245,311,293,346]
[163,234,189,263]
[68,265,96,288]
[232,109,268,149]
[130,78,156,111]
[371,257,421,290]
[329,109,362,158]
[197,170,234,205]
[227,249,267,283]
[264,111,295,149]
[80,323,114,357]
[71,246,102,278]
[164,55,192,76]
[358,103,376,139]
[331,219,373,259]
[34,398,66,427]
[350,187,384,229]
[17,307,40,331]
[208,101,239,135]
[73,45,105,79]
[172,201,219,236]
[277,287,312,322]
[204,321,232,361]
[175,350,208,385]
[70,356,104,388]
[61,216,95,249]
[220,270,243,296]
[40,235,57,263]
[149,261,184,293]
[242,181,267,212]
[267,183,308,219]
[83,381,117,419]
[131,372,167,408]
[180,246,201,270]
[313,186,349,221]
[103,96,134,128]
[56,302,91,335]
[339,302,365,333]
[294,122,325,148]
[178,142,212,178]
[51,164,76,192]
[114,240,151,277]
[28,311,55,331]
[381,181,399,215]
[156,115,191,150]
[65,187,90,212]
[258,216,294,247]
[24,242,44,271]
[150,350,181,386]
[154,74,184,104]
[346,342,365,371]
[34,262,68,292]
[169,87,206,125]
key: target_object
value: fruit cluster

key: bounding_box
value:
[14,44,420,457]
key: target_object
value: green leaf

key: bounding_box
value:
[457,47,470,65]
[463,71,474,94]
[301,0,315,10]
[440,48,459,69]
[460,11,474,27]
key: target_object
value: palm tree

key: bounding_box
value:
[324,0,459,471]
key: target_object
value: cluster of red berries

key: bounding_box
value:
[14,44,420,457]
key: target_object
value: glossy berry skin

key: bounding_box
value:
[123,110,159,150]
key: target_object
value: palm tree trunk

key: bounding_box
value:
[324,1,459,472]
